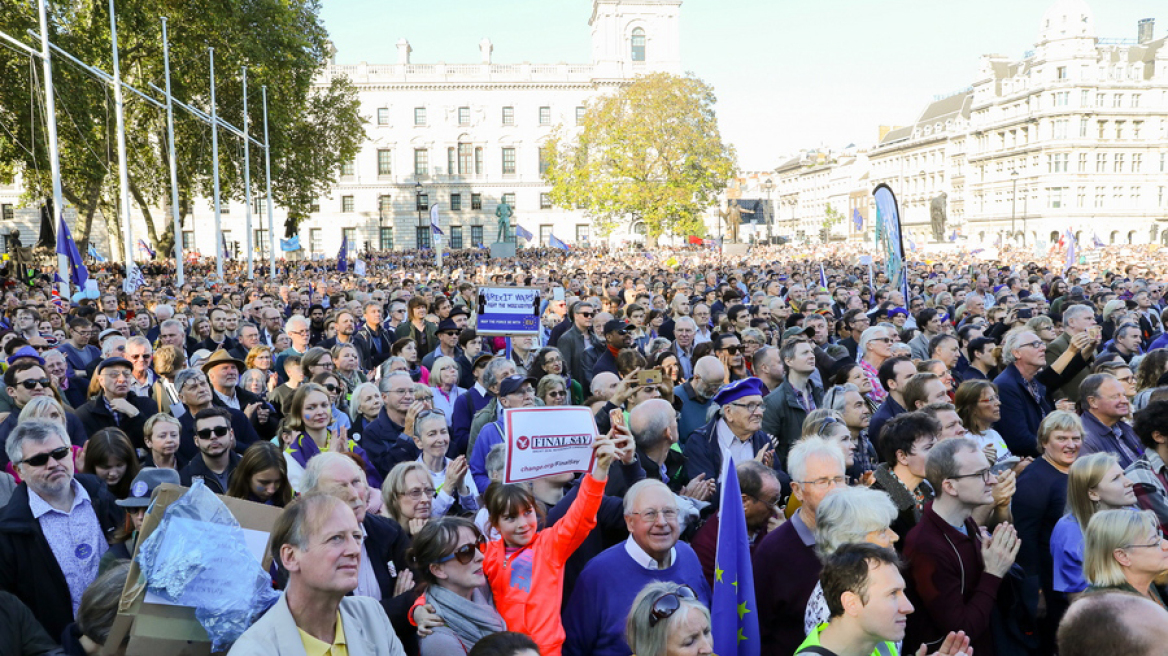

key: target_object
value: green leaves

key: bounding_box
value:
[542,72,736,243]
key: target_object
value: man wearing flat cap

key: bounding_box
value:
[683,377,786,494]
[590,319,635,380]
[75,357,157,449]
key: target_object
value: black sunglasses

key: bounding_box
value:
[324,384,342,393]
[436,535,488,565]
[719,345,743,355]
[196,426,231,440]
[17,378,52,390]
[649,585,698,626]
[21,446,70,468]
[440,330,460,337]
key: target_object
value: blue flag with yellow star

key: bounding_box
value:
[712,457,760,656]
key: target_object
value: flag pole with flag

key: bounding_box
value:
[549,234,570,252]
[515,224,534,245]
[430,203,444,268]
[1064,228,1076,271]
[55,214,88,298]
[336,234,348,273]
[818,263,828,292]
[712,457,760,656]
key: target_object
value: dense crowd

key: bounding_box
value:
[2,240,1168,656]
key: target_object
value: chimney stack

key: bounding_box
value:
[1139,18,1154,45]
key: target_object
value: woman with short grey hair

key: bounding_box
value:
[803,486,899,636]
[625,580,712,656]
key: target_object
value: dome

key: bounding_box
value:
[1038,0,1095,42]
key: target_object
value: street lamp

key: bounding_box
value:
[764,178,775,244]
[415,181,424,249]
[1010,169,1018,241]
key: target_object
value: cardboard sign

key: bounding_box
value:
[503,406,598,483]
[475,286,541,336]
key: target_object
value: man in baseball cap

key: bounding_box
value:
[592,319,634,379]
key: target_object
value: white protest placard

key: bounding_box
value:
[475,286,541,336]
[503,406,598,483]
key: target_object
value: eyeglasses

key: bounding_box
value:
[403,486,437,499]
[799,476,848,488]
[577,311,595,318]
[196,426,231,440]
[1123,538,1165,550]
[949,467,994,483]
[728,401,764,414]
[102,370,132,380]
[748,493,781,510]
[1019,340,1045,350]
[719,345,743,355]
[649,585,698,627]
[868,337,893,344]
[19,446,70,467]
[628,507,679,523]
[17,378,52,390]
[548,390,567,398]
[440,331,460,337]
[323,384,341,393]
[437,535,488,564]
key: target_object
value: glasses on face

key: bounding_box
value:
[949,467,994,483]
[800,475,847,488]
[403,486,437,499]
[20,445,70,467]
[749,493,781,510]
[719,345,743,355]
[323,384,341,393]
[17,378,52,390]
[629,507,680,523]
[649,585,698,627]
[548,390,567,398]
[437,535,488,564]
[289,329,309,337]
[1019,340,1045,350]
[1123,537,1165,550]
[578,311,594,318]
[869,337,893,344]
[196,426,230,440]
[103,370,132,380]
[728,401,764,414]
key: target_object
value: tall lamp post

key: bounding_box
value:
[764,178,774,244]
[415,181,424,249]
[1010,169,1019,242]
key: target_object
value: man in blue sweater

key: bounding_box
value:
[562,479,711,656]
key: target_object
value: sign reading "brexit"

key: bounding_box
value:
[503,406,598,483]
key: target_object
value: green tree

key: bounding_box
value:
[820,203,843,243]
[0,0,365,257]
[541,72,736,244]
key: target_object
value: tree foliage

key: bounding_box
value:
[0,0,365,256]
[821,203,843,243]
[541,72,736,242]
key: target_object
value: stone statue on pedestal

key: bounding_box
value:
[929,192,948,242]
[719,200,742,243]
[495,201,512,243]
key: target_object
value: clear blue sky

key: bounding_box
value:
[319,0,1164,171]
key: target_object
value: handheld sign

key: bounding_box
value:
[475,286,541,336]
[503,406,598,483]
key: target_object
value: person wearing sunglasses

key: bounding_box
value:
[557,301,597,388]
[901,437,1019,656]
[623,581,712,656]
[712,333,747,383]
[410,517,506,655]
[0,360,87,468]
[590,319,636,381]
[0,419,124,640]
[76,357,157,452]
[178,407,241,495]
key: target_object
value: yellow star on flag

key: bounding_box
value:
[737,601,750,619]
[738,628,748,643]
[714,565,724,583]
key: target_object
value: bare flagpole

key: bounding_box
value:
[209,47,223,279]
[242,67,253,279]
[36,0,68,297]
[162,17,183,286]
[109,0,133,272]
[262,86,276,280]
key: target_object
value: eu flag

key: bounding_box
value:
[549,234,570,252]
[712,457,760,656]
[515,224,534,242]
[55,215,88,288]
[337,235,348,273]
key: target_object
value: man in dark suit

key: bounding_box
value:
[75,357,156,450]
[172,368,259,462]
[591,319,634,380]
[353,301,394,370]
[203,349,280,440]
[179,407,242,494]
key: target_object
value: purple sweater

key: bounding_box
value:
[753,511,821,656]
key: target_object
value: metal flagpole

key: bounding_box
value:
[161,18,183,287]
[262,86,276,280]
[36,0,68,297]
[242,67,253,280]
[209,47,223,279]
[109,0,133,270]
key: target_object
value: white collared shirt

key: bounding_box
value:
[214,388,240,410]
[716,419,756,468]
[355,523,383,600]
[624,535,675,570]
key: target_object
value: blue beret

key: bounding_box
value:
[888,306,909,318]
[712,377,768,407]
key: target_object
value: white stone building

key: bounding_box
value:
[771,148,872,244]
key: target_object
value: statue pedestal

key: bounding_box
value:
[489,242,516,259]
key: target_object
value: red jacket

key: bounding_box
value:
[482,473,604,656]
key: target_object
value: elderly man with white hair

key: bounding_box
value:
[274,314,311,383]
[1046,303,1100,404]
[563,479,712,656]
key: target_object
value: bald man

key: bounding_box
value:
[676,356,725,440]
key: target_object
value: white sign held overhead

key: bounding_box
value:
[503,407,598,484]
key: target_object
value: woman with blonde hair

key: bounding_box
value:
[331,342,366,401]
[625,581,712,656]
[1083,509,1168,604]
[1050,452,1137,600]
[141,413,183,470]
[429,355,466,421]
[349,381,383,437]
[245,345,277,391]
[381,461,435,537]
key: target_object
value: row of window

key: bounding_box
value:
[343,146,550,178]
[337,191,554,214]
[376,106,587,128]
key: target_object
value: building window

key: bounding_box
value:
[0,204,11,222]
[1114,154,1124,173]
[377,108,389,125]
[1053,91,1068,106]
[1048,153,1068,173]
[458,106,470,125]
[1052,119,1067,139]
[1077,187,1086,208]
[379,195,392,222]
[414,149,429,176]
[451,193,462,211]
[1132,186,1142,207]
[377,149,392,176]
[1162,153,1167,173]
[539,224,553,245]
[342,196,354,213]
[575,224,590,243]
[540,193,552,209]
[1048,187,1065,209]
[502,106,514,125]
[182,230,195,250]
[1133,153,1143,173]
[1057,66,1067,80]
[1133,121,1143,140]
[1078,153,1087,172]
[538,149,549,176]
[416,193,429,211]
[1132,94,1141,108]
[379,227,394,250]
[502,193,515,208]
[448,148,456,175]
[415,226,431,249]
[1095,188,1105,208]
[450,225,463,249]
[502,148,516,175]
[474,147,483,175]
[255,229,269,257]
[576,107,586,125]
[1116,121,1125,140]
[1096,153,1107,172]
[458,143,472,175]
[310,228,323,254]
[1081,90,1090,106]
[342,227,357,247]
[341,160,355,177]
[1113,94,1123,108]
[471,193,482,210]
[471,225,484,246]
[1080,117,1088,137]
[631,27,646,62]
[539,106,551,125]
[414,107,426,125]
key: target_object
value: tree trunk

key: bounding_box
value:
[74,182,101,253]
[128,179,160,245]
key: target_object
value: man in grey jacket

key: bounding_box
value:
[229,495,406,655]
[558,301,597,386]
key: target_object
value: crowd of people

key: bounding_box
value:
[2,239,1168,656]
